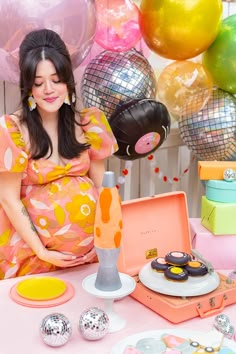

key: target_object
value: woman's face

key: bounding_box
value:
[31,59,68,117]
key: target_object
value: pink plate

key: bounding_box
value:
[9,279,75,308]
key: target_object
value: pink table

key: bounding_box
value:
[0,263,235,354]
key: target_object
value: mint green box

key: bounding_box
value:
[201,196,236,235]
[206,180,236,203]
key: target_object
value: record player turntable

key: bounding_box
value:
[118,192,236,323]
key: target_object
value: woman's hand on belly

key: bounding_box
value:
[76,247,97,264]
[38,248,92,268]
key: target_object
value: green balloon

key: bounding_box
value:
[203,14,236,94]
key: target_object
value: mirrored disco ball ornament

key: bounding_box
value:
[213,314,235,339]
[78,307,109,340]
[40,313,72,347]
[178,88,236,160]
[81,49,156,118]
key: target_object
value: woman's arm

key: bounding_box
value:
[0,172,87,267]
[88,159,106,189]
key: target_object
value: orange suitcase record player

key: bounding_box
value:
[118,192,236,324]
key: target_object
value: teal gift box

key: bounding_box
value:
[201,196,236,235]
[205,180,236,203]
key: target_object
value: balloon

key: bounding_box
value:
[139,0,222,60]
[178,89,236,161]
[0,0,96,83]
[109,98,171,160]
[203,14,236,94]
[95,0,141,52]
[157,61,213,117]
[81,49,157,119]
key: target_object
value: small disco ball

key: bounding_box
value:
[78,307,109,340]
[81,49,156,119]
[178,88,236,160]
[40,313,72,347]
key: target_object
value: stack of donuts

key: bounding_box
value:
[151,251,208,282]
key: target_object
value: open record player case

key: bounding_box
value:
[118,192,236,324]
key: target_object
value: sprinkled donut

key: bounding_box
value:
[151,257,169,272]
[164,266,189,282]
[185,261,208,277]
[165,251,191,266]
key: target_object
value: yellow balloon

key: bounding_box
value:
[139,0,222,60]
[157,61,213,117]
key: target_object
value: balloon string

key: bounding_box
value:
[116,155,196,188]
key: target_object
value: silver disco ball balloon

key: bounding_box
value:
[81,49,156,118]
[178,88,236,160]
[40,313,72,347]
[78,307,109,340]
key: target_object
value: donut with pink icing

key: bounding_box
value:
[164,266,189,282]
[165,251,191,266]
[185,261,208,276]
[151,257,169,272]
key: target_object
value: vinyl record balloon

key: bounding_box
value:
[109,98,171,160]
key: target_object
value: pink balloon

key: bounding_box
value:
[95,0,141,52]
[0,0,96,83]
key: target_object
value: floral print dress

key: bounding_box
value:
[0,107,118,279]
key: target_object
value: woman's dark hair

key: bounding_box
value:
[19,28,90,159]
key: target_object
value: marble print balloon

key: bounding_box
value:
[178,89,236,161]
[0,0,96,82]
[81,49,157,118]
[95,0,141,52]
[157,61,213,117]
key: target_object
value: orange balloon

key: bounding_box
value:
[139,0,222,60]
[157,61,213,117]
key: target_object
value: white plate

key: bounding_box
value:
[110,329,236,354]
[139,262,220,297]
[82,273,136,300]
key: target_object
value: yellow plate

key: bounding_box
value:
[16,277,67,301]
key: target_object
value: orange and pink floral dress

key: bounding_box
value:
[0,107,118,279]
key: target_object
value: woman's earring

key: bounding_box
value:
[64,93,76,105]
[28,95,36,111]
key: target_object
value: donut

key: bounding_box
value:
[185,261,208,277]
[164,266,189,282]
[151,257,169,272]
[165,251,191,266]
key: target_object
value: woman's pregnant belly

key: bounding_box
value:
[21,176,98,256]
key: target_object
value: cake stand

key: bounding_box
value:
[82,272,136,333]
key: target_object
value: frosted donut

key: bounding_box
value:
[164,266,189,282]
[151,257,169,272]
[165,251,191,266]
[185,261,208,277]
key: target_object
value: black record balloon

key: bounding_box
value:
[109,98,171,160]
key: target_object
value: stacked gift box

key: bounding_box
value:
[189,161,236,269]
[198,161,236,235]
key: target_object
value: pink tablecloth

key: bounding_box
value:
[0,264,235,354]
